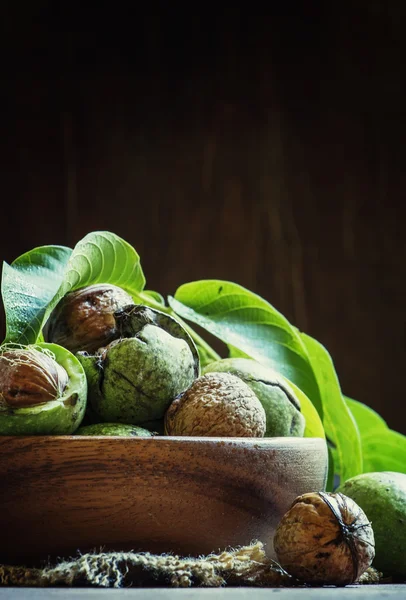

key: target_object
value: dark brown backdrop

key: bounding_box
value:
[1,2,405,433]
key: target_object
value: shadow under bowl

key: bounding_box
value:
[0,435,328,566]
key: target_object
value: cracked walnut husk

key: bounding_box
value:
[77,305,200,426]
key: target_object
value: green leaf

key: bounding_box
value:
[2,246,73,345]
[169,280,323,416]
[345,396,388,433]
[56,231,146,298]
[3,231,146,345]
[228,345,252,359]
[300,334,363,483]
[361,429,406,474]
[283,378,325,439]
[194,343,216,369]
[139,290,166,307]
[345,396,406,474]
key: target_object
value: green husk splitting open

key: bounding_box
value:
[0,343,87,435]
[77,305,199,426]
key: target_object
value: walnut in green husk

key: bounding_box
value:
[164,372,266,437]
[273,492,375,586]
[203,358,305,437]
[338,471,406,580]
[0,343,87,435]
[43,284,135,354]
[75,423,154,436]
[77,305,199,426]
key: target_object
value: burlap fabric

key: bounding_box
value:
[0,542,381,588]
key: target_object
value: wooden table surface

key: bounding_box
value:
[0,586,405,599]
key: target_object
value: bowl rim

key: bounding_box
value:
[0,434,327,446]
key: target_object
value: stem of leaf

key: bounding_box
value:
[179,320,221,362]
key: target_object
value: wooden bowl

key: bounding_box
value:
[0,436,328,566]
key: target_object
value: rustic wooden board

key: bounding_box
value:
[0,584,405,598]
[0,436,327,566]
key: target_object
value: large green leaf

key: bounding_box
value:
[56,231,145,297]
[345,396,387,433]
[169,280,322,416]
[283,378,325,439]
[345,396,406,474]
[2,231,146,345]
[300,334,362,483]
[361,429,406,474]
[2,246,73,344]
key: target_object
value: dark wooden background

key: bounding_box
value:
[1,2,405,433]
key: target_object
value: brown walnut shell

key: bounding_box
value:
[0,348,69,408]
[43,284,134,354]
[273,491,375,586]
[164,372,266,437]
